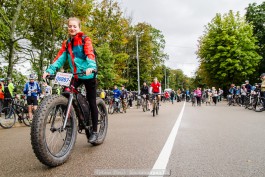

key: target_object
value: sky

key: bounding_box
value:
[116,0,264,77]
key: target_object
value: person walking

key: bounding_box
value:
[212,87,218,106]
[194,87,202,106]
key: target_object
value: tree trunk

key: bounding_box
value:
[7,0,23,77]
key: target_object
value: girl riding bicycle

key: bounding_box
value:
[43,17,98,143]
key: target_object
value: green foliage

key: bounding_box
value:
[0,66,27,94]
[0,0,181,91]
[246,2,265,81]
[197,10,262,87]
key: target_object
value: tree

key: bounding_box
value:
[246,2,265,80]
[197,10,262,87]
[26,0,93,81]
[0,0,32,78]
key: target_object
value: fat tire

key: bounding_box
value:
[31,95,77,167]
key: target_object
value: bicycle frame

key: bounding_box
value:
[46,71,95,132]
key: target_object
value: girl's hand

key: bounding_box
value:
[85,68,93,75]
[43,72,50,79]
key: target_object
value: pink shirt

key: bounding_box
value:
[194,89,202,97]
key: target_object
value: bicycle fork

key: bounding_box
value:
[63,93,74,129]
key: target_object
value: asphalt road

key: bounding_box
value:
[1,101,265,177]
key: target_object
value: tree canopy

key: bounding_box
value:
[196,10,262,87]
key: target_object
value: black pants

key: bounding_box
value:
[213,96,217,105]
[196,96,201,105]
[261,91,265,108]
[241,95,246,105]
[74,78,98,132]
[128,99,132,107]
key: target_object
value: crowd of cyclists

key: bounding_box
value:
[2,73,265,123]
[226,74,265,112]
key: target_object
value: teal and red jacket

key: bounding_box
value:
[46,32,97,79]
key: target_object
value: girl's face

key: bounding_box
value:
[68,20,80,36]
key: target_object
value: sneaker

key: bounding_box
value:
[260,108,265,111]
[88,132,98,143]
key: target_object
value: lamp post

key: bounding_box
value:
[136,34,140,95]
[168,76,170,88]
[164,67,166,90]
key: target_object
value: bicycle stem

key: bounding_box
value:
[63,93,74,129]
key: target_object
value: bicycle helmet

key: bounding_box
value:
[260,73,265,78]
[29,74,36,80]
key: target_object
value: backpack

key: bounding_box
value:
[3,84,11,98]
[0,85,4,100]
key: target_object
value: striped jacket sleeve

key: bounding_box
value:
[46,41,68,74]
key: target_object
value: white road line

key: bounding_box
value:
[149,102,186,177]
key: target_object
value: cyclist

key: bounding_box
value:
[245,80,252,94]
[260,73,265,111]
[42,17,98,143]
[113,85,121,110]
[141,82,150,110]
[23,74,41,121]
[100,89,106,100]
[164,91,170,102]
[150,77,161,104]
[186,89,190,102]
[3,77,15,108]
[120,85,128,113]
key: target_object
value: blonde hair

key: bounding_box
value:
[68,17,81,28]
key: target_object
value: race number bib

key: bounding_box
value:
[54,72,73,86]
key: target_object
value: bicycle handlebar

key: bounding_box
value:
[44,70,97,83]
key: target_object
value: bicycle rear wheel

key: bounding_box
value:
[108,104,114,114]
[0,107,16,129]
[31,95,77,167]
[86,98,108,145]
[156,104,159,115]
[152,103,156,117]
[142,100,146,112]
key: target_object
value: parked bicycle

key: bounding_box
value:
[31,71,108,167]
[0,98,31,128]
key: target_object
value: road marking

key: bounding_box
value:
[149,102,186,177]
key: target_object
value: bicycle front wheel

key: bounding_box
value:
[108,103,113,114]
[19,106,31,127]
[254,99,263,112]
[31,95,77,167]
[0,107,16,129]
